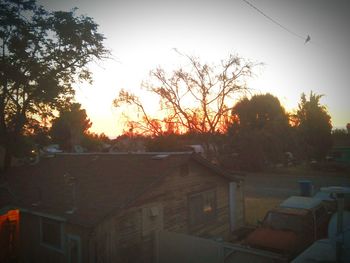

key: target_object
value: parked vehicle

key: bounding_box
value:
[314,186,350,212]
[243,196,331,260]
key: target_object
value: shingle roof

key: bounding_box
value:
[2,152,234,227]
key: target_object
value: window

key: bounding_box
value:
[41,217,63,250]
[264,211,312,234]
[142,204,164,237]
[188,189,216,226]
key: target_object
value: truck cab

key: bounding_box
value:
[244,196,330,259]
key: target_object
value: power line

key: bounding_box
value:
[242,0,307,42]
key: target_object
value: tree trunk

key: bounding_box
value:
[2,114,26,173]
[3,142,12,172]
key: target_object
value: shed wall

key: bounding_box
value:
[92,159,243,263]
[19,212,89,263]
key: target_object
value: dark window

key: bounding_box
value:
[264,211,312,234]
[314,205,327,223]
[332,151,343,159]
[188,189,216,225]
[41,218,62,250]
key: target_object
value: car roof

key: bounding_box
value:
[280,196,322,210]
[313,191,335,201]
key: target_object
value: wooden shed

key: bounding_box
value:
[0,152,244,263]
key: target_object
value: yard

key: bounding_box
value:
[243,165,350,225]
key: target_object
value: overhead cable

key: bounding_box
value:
[242,0,308,42]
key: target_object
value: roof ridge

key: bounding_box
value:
[55,151,193,156]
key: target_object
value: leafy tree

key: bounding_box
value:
[50,103,91,151]
[331,128,350,147]
[0,0,108,169]
[293,91,332,160]
[145,134,186,152]
[81,132,110,152]
[228,93,291,170]
[51,104,110,152]
[232,93,289,129]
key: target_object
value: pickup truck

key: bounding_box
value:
[243,196,331,260]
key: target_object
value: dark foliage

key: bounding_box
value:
[227,93,291,171]
[50,103,91,151]
[293,92,332,160]
[332,128,350,147]
[0,0,108,169]
[145,134,187,152]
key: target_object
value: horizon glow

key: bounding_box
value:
[39,0,350,138]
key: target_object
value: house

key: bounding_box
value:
[330,146,350,165]
[0,152,244,263]
[109,136,146,153]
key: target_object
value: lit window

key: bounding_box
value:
[188,189,216,226]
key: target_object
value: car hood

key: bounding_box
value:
[244,227,301,255]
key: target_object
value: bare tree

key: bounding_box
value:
[114,52,258,139]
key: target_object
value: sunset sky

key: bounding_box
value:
[39,0,350,138]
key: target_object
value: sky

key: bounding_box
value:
[38,0,350,138]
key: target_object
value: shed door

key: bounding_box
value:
[229,182,237,232]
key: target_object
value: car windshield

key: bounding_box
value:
[263,211,311,233]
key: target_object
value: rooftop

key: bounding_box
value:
[1,152,235,227]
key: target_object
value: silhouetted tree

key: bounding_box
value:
[228,93,290,170]
[332,128,350,147]
[82,132,110,152]
[115,52,256,135]
[0,0,108,169]
[145,134,186,152]
[51,103,92,151]
[114,52,258,157]
[293,92,332,160]
[21,117,49,143]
